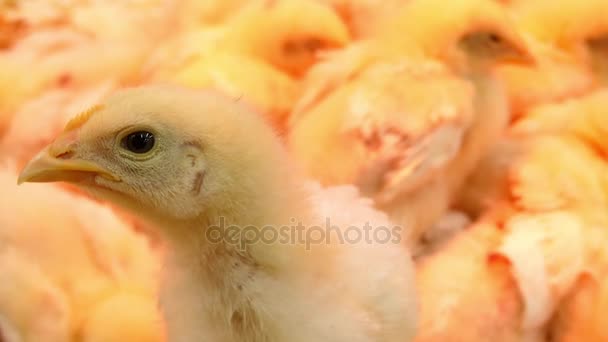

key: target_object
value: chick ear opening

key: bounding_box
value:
[180,141,207,197]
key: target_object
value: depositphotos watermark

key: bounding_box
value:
[205,217,404,251]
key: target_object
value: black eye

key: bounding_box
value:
[122,131,155,154]
[489,34,502,43]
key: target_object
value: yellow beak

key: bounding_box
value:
[18,147,119,185]
[502,33,539,67]
[501,50,537,67]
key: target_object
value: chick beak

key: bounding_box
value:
[504,35,538,67]
[503,48,537,67]
[18,143,118,185]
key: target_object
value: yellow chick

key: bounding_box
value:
[513,88,608,155]
[150,0,350,131]
[460,66,608,217]
[500,0,608,119]
[318,0,410,39]
[176,0,248,28]
[509,135,608,220]
[289,0,535,251]
[415,204,596,341]
[19,85,418,342]
[156,49,299,132]
[423,102,608,340]
[0,31,143,114]
[0,165,163,342]
[413,217,526,342]
[0,0,175,114]
[550,271,608,342]
[221,0,350,77]
[505,98,608,342]
[155,0,349,78]
[0,247,71,342]
[458,1,608,214]
[0,82,116,166]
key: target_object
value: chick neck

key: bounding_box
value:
[588,37,608,86]
[149,159,315,341]
[446,53,510,195]
[157,166,314,271]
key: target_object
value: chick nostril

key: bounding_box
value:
[56,151,74,159]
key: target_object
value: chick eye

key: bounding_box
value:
[488,34,502,43]
[122,131,155,154]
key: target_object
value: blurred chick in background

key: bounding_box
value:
[457,0,608,217]
[0,165,163,342]
[416,146,608,342]
[499,0,608,120]
[289,0,535,252]
[431,68,608,342]
[318,0,411,39]
[0,0,177,123]
[0,82,115,167]
[150,0,350,131]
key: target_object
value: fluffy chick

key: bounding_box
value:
[221,0,350,77]
[154,0,349,79]
[0,165,163,342]
[176,0,248,28]
[150,0,349,130]
[498,0,608,119]
[413,217,525,342]
[0,247,71,342]
[317,0,410,39]
[513,88,608,156]
[459,88,608,217]
[0,82,115,166]
[549,272,608,342]
[19,85,418,342]
[289,0,535,250]
[152,49,299,132]
[458,0,608,213]
[415,204,594,341]
[0,0,175,114]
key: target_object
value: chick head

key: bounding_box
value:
[455,26,534,69]
[229,0,350,77]
[18,86,290,225]
[380,0,535,71]
[510,0,608,55]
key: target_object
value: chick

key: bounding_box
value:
[318,0,410,39]
[513,89,608,156]
[0,30,140,113]
[458,0,608,214]
[19,86,418,342]
[0,247,71,342]
[289,0,534,251]
[154,49,299,131]
[0,165,163,341]
[459,33,608,216]
[0,0,174,114]
[413,217,525,342]
[176,0,248,28]
[153,0,349,78]
[0,82,115,166]
[508,135,608,219]
[415,204,595,341]
[549,272,608,342]
[150,0,349,131]
[221,0,350,77]
[498,0,608,119]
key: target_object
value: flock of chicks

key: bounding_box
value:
[1,0,608,341]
